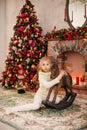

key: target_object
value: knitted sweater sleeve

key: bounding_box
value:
[39,73,60,88]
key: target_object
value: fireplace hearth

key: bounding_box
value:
[47,39,87,89]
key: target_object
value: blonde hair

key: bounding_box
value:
[38,56,51,71]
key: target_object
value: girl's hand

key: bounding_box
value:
[58,71,67,81]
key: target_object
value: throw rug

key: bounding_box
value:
[0,88,87,130]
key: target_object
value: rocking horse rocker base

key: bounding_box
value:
[42,92,77,110]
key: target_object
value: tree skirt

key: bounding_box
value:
[0,88,87,130]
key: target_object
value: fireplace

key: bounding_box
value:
[47,39,87,88]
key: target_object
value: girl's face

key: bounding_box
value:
[41,60,51,72]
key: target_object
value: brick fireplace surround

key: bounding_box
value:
[47,39,87,90]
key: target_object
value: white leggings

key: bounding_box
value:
[6,93,61,114]
[6,94,43,114]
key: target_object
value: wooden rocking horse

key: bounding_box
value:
[42,54,77,110]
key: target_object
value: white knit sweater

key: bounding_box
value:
[36,71,59,97]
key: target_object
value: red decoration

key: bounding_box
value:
[17,26,25,32]
[80,76,85,82]
[45,27,87,41]
[76,77,79,85]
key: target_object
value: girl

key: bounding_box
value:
[6,56,65,114]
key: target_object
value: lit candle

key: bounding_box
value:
[84,4,86,17]
[76,77,79,85]
[80,77,84,86]
[80,77,83,82]
[82,75,85,82]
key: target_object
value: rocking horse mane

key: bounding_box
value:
[50,56,59,79]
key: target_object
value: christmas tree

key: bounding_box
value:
[1,0,46,91]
